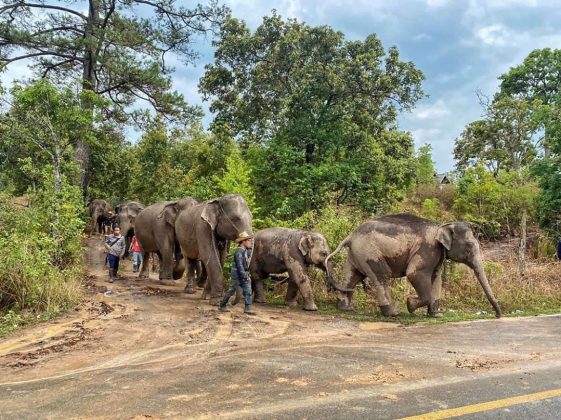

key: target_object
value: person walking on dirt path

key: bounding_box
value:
[104,226,126,283]
[129,234,143,273]
[219,231,256,314]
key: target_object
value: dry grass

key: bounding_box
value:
[265,253,561,319]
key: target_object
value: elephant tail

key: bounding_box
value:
[324,235,354,293]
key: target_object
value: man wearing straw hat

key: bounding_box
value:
[219,231,256,314]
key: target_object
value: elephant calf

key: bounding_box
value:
[250,227,351,311]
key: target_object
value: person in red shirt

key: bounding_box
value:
[129,235,143,273]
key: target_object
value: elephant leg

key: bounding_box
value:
[196,262,207,288]
[201,276,212,300]
[336,260,365,311]
[252,272,266,304]
[360,261,397,316]
[406,268,434,315]
[287,265,317,311]
[158,243,175,281]
[139,252,150,278]
[184,258,198,294]
[203,258,225,305]
[285,281,299,307]
[381,282,400,316]
[428,263,444,317]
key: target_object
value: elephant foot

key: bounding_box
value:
[336,300,352,311]
[184,287,196,294]
[159,279,179,286]
[209,297,221,306]
[427,299,443,318]
[285,299,298,307]
[379,304,399,317]
[254,297,266,304]
[406,297,417,314]
[303,301,318,311]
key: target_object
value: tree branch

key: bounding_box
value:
[0,2,87,20]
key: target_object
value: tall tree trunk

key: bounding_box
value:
[76,0,100,204]
[518,209,527,278]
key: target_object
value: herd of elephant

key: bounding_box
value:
[88,195,501,318]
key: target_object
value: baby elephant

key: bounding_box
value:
[250,227,351,311]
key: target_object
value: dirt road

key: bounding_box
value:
[1,238,561,419]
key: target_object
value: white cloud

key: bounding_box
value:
[475,24,508,46]
[426,0,449,8]
[413,33,432,42]
[413,99,451,120]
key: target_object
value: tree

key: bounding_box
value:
[497,49,561,232]
[416,143,435,184]
[128,121,183,204]
[452,166,538,239]
[0,0,228,198]
[0,80,95,196]
[454,96,541,175]
[214,144,257,212]
[498,48,561,154]
[200,13,424,217]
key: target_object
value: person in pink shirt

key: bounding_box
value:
[129,235,143,273]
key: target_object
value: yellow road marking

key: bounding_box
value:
[401,388,561,420]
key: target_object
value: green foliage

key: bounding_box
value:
[454,97,541,175]
[201,13,423,218]
[87,126,134,205]
[532,157,561,233]
[0,80,97,195]
[0,181,84,315]
[0,0,227,126]
[416,144,436,185]
[214,144,258,215]
[420,198,440,221]
[452,166,538,239]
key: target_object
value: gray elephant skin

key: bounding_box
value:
[88,199,111,235]
[326,213,501,318]
[135,198,198,282]
[250,227,353,311]
[166,194,253,305]
[115,201,145,256]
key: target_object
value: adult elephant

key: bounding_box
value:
[88,199,111,236]
[116,201,145,256]
[326,214,501,318]
[163,194,253,305]
[250,228,353,311]
[135,198,198,284]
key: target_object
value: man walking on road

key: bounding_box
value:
[219,231,255,314]
[104,226,126,283]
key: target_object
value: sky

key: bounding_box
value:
[3,0,561,172]
[172,0,561,172]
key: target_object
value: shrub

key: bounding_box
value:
[0,180,84,319]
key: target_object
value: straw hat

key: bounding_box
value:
[235,231,253,243]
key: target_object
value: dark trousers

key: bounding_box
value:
[221,277,252,306]
[107,254,120,271]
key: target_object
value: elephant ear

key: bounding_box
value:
[298,233,312,256]
[201,200,219,229]
[436,223,454,251]
[163,202,179,227]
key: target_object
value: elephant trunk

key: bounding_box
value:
[323,261,354,293]
[472,260,501,318]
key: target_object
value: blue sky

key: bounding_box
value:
[171,0,561,172]
[4,0,561,172]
